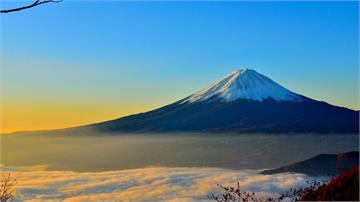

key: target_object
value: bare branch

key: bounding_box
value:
[1,0,63,13]
[0,173,17,202]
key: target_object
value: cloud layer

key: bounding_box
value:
[8,167,313,202]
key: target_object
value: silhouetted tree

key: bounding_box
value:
[210,167,359,202]
[208,182,277,202]
[0,173,16,202]
[0,0,62,13]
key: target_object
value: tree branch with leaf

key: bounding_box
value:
[1,0,63,13]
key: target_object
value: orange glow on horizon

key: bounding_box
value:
[0,101,159,134]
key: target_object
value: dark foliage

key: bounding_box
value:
[210,167,359,202]
[300,166,359,201]
[278,179,326,201]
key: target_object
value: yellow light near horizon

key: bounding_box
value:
[0,101,153,134]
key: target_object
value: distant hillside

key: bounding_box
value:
[260,151,359,176]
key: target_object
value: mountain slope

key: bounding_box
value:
[89,69,359,134]
[182,69,303,103]
[259,151,359,176]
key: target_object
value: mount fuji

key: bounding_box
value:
[182,69,303,103]
[89,69,359,134]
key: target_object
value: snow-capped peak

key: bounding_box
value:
[182,68,304,103]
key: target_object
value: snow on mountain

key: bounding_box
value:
[182,69,304,103]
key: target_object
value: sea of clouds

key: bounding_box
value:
[0,166,317,202]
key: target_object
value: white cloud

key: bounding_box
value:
[5,167,315,202]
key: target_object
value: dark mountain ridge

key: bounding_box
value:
[90,96,358,134]
[260,151,359,176]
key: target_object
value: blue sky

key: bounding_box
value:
[1,1,359,132]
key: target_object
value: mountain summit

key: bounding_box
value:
[90,69,359,134]
[183,69,303,103]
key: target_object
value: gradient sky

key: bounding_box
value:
[1,1,359,133]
